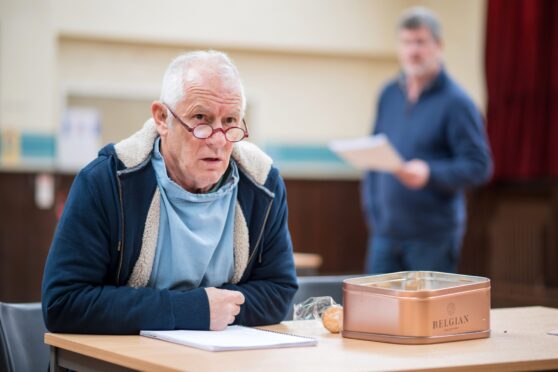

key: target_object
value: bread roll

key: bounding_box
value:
[322,306,343,333]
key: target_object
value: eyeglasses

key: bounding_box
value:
[164,103,249,143]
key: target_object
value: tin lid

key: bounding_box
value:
[343,271,490,298]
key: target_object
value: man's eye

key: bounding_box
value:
[225,118,237,125]
[194,114,204,120]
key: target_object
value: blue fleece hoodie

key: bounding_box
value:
[41,121,297,334]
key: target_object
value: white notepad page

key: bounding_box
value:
[140,325,317,352]
[329,134,403,172]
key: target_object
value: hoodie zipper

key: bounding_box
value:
[115,173,125,284]
[246,199,273,265]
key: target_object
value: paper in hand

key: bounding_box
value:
[329,134,403,172]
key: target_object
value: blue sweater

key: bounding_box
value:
[362,69,492,239]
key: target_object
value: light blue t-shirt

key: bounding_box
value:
[148,138,238,290]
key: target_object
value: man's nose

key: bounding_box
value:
[206,128,227,147]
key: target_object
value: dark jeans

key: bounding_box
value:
[365,231,463,274]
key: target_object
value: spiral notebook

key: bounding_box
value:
[140,325,317,352]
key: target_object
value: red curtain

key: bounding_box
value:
[486,0,558,180]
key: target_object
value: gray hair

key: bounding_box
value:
[398,6,442,41]
[159,50,246,117]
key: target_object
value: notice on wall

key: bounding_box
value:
[56,107,101,171]
[1,128,21,166]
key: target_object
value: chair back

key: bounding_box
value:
[286,275,353,320]
[0,302,49,372]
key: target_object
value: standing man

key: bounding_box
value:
[42,50,297,334]
[361,7,492,274]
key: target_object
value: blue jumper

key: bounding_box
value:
[362,69,492,239]
[148,138,238,291]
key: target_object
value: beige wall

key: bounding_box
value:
[59,39,397,145]
[0,0,58,134]
[51,0,402,56]
[1,0,487,147]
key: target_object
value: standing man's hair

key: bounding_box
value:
[398,6,442,41]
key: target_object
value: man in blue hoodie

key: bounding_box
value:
[42,51,298,334]
[361,7,492,274]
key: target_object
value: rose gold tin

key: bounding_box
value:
[342,271,490,344]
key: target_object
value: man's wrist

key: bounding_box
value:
[169,287,211,330]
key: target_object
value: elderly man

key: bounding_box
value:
[361,7,492,274]
[42,51,297,334]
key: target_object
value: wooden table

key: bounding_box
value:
[45,306,558,371]
[293,252,323,275]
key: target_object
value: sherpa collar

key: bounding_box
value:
[114,119,272,186]
[117,119,274,288]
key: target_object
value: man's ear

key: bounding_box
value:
[436,38,443,51]
[152,101,169,136]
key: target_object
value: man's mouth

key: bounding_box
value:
[201,157,221,163]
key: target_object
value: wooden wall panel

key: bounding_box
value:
[458,189,495,277]
[1,172,557,308]
[545,188,558,288]
[0,173,74,302]
[285,179,368,274]
[0,173,52,302]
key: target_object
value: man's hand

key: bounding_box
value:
[394,159,430,189]
[205,287,245,331]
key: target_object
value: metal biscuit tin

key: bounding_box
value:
[342,271,490,344]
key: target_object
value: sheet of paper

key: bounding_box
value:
[56,107,101,172]
[329,134,403,172]
[140,325,317,352]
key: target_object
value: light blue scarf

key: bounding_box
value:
[148,138,238,290]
